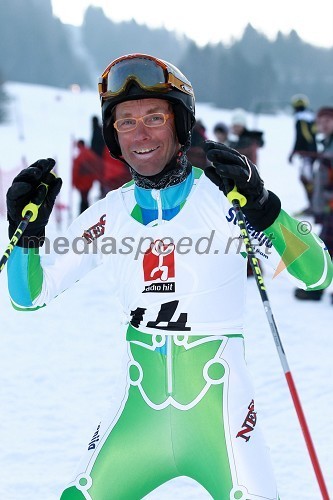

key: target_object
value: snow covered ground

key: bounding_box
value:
[0,82,332,499]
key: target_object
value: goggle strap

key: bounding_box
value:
[99,56,194,101]
[168,74,193,95]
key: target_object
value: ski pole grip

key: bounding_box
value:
[221,179,247,207]
[21,171,57,222]
[227,187,247,207]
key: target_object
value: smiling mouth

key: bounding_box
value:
[133,146,159,154]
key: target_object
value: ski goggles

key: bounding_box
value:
[98,54,194,102]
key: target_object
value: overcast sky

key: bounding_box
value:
[51,0,333,48]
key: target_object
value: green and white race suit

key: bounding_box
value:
[7,168,332,499]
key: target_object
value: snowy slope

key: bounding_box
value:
[0,83,332,499]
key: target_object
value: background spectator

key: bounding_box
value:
[72,139,100,214]
[229,108,264,164]
[90,115,106,197]
[90,114,132,196]
[187,119,210,169]
[295,106,333,302]
[228,108,264,277]
[213,122,229,145]
[90,115,105,157]
[288,94,317,215]
[101,148,132,196]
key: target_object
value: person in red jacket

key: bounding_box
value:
[100,145,132,196]
[72,139,101,213]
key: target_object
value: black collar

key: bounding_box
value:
[128,150,191,189]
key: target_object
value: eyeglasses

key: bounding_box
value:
[99,54,193,102]
[113,112,174,133]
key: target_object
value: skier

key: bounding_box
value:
[6,53,333,499]
[288,94,317,215]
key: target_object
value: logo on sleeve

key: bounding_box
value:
[82,214,106,243]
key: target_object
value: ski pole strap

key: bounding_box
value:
[21,171,57,222]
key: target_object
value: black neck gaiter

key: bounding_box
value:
[128,148,191,189]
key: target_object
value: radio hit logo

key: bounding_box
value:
[143,239,175,293]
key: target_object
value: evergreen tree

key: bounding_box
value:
[0,0,332,109]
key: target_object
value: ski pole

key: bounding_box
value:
[226,183,330,500]
[0,171,56,274]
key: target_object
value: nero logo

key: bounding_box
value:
[83,214,106,244]
[236,399,257,442]
[88,423,101,450]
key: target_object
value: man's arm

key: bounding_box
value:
[263,209,332,290]
[204,141,333,289]
[6,159,103,311]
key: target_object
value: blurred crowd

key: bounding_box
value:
[287,96,333,302]
[187,107,264,169]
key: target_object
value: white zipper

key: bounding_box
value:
[151,189,170,389]
[151,189,163,224]
[166,335,173,394]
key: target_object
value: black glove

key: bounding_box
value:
[7,158,62,247]
[203,140,281,230]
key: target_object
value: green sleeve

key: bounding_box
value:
[263,209,333,290]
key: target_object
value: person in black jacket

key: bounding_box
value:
[90,115,105,157]
[288,94,317,215]
[213,122,229,145]
[187,119,210,169]
[90,115,106,197]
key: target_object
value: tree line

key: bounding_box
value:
[0,0,332,123]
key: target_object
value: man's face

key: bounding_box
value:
[115,98,180,176]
